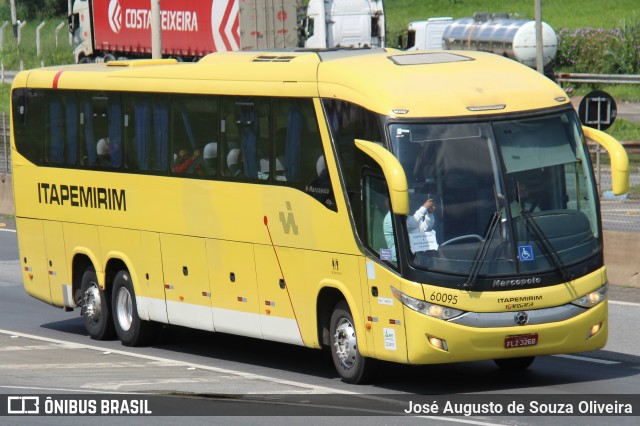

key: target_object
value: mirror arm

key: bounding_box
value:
[355,139,409,215]
[582,126,630,195]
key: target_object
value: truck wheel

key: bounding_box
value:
[329,301,371,384]
[80,267,115,340]
[112,270,158,346]
[494,356,535,370]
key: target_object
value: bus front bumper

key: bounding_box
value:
[404,300,608,364]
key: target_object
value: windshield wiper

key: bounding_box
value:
[521,210,573,282]
[512,181,573,281]
[463,210,502,289]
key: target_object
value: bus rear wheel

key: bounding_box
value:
[329,301,371,384]
[494,356,535,370]
[112,270,158,346]
[80,267,115,340]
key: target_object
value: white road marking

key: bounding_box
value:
[553,354,620,364]
[0,328,354,394]
[0,328,510,424]
[610,300,640,307]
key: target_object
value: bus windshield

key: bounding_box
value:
[389,110,600,279]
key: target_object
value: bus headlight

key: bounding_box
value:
[391,286,464,320]
[571,284,608,308]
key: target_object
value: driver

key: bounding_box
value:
[384,197,438,262]
[407,198,438,252]
[407,198,436,234]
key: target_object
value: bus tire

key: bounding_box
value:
[80,267,115,340]
[494,356,535,370]
[329,301,371,384]
[112,270,158,346]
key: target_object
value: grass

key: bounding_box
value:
[0,19,74,70]
[569,85,640,103]
[0,83,8,114]
[385,0,640,49]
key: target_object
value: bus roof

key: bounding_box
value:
[13,49,569,118]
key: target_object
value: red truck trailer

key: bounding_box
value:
[69,0,299,63]
[69,0,386,63]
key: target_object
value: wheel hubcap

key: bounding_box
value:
[116,287,133,332]
[334,317,357,369]
[82,284,101,324]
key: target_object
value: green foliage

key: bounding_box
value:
[0,82,9,114]
[0,19,74,69]
[556,28,621,73]
[0,0,67,21]
[606,119,640,143]
[601,17,640,74]
[571,85,640,103]
[385,0,639,50]
[556,17,640,75]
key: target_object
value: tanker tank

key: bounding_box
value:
[442,16,557,68]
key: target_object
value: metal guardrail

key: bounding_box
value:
[1,113,10,178]
[555,73,640,85]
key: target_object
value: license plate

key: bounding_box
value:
[504,333,538,349]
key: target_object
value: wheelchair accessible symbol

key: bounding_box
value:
[518,245,535,262]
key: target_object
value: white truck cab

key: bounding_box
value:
[304,0,385,49]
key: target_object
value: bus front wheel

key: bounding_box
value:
[80,267,115,340]
[329,301,371,384]
[112,271,158,346]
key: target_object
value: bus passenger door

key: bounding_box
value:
[361,174,408,363]
[140,232,168,323]
[206,240,261,339]
[160,235,214,331]
[16,218,52,304]
[43,221,71,307]
[254,245,303,345]
[362,260,408,363]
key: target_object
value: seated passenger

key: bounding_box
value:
[203,142,218,176]
[258,158,270,180]
[173,147,201,174]
[226,148,243,177]
[257,157,286,181]
[96,138,111,167]
[274,156,286,182]
[307,156,333,206]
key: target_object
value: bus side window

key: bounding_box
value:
[322,99,384,213]
[363,174,396,266]
[124,95,170,173]
[80,94,122,169]
[12,88,45,165]
[47,92,78,167]
[273,98,336,210]
[107,95,122,169]
[220,97,267,180]
[171,95,219,176]
[273,100,297,182]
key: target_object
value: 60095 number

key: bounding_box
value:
[430,292,458,305]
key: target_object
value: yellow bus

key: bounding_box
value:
[10,49,629,383]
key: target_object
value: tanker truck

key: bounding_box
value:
[69,0,386,63]
[400,12,557,69]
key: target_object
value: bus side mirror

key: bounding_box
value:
[581,126,630,195]
[355,139,409,215]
